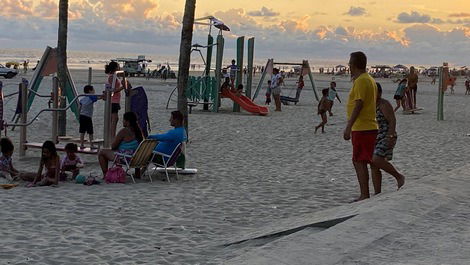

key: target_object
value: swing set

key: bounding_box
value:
[252,59,319,103]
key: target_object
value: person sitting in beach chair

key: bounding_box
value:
[98,112,143,177]
[148,111,187,168]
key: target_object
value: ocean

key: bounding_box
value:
[0,48,357,72]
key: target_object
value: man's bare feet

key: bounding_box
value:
[397,174,405,190]
[314,126,319,134]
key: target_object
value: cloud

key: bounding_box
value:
[396,11,431,23]
[344,7,367,17]
[248,7,279,17]
[396,11,443,24]
[0,3,469,66]
[335,26,348,36]
[279,16,311,32]
[1,0,33,18]
[449,13,470,18]
[447,18,470,25]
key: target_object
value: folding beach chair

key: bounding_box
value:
[151,143,183,182]
[113,139,158,183]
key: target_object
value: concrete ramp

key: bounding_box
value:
[224,165,470,265]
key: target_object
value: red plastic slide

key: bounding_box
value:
[221,89,269,116]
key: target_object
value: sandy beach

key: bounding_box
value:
[1,69,470,264]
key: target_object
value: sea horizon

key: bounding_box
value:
[0,47,456,71]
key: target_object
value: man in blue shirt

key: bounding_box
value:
[149,111,187,164]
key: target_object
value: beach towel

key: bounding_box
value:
[0,184,18,189]
[131,86,150,137]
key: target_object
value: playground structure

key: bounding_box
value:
[252,59,319,103]
[166,16,267,116]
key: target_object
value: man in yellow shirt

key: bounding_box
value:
[343,51,378,202]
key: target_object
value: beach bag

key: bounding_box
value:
[104,166,126,184]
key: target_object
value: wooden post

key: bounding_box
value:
[437,63,448,121]
[19,82,28,157]
[233,36,244,112]
[124,76,131,113]
[103,83,113,149]
[52,77,59,143]
[213,35,224,112]
[87,67,92,85]
[246,37,255,99]
[305,60,319,101]
[252,59,273,100]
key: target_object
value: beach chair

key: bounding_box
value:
[150,143,183,182]
[113,139,158,183]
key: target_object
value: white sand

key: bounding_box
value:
[0,69,469,264]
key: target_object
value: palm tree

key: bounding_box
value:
[176,0,196,134]
[57,0,68,136]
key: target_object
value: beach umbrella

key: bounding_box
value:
[335,65,346,68]
[393,64,407,69]
[194,16,230,31]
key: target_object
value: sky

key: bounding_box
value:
[1,0,469,65]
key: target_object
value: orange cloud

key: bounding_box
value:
[1,0,33,18]
[386,31,410,46]
[279,16,311,32]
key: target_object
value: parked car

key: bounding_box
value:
[0,64,18,79]
[111,56,152,77]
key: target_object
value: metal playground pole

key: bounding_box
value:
[52,77,59,143]
[19,82,27,157]
[88,67,92,85]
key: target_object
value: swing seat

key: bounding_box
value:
[280,96,299,105]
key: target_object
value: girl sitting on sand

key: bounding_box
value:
[393,79,407,112]
[371,83,405,194]
[30,141,60,187]
[0,138,36,182]
[315,88,330,133]
[59,143,84,181]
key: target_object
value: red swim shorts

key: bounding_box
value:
[351,130,378,163]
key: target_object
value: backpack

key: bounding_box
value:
[104,166,126,183]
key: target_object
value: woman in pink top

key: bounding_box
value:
[105,62,130,139]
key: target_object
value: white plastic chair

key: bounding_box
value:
[151,143,183,182]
